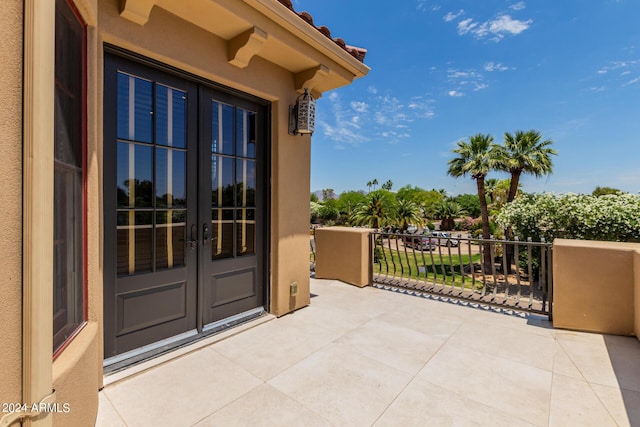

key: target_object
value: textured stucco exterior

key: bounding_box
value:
[315,227,373,287]
[553,239,639,338]
[2,0,369,425]
[635,251,640,340]
[0,0,24,421]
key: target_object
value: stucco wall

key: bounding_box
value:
[553,239,638,336]
[0,0,24,419]
[635,251,640,340]
[52,323,100,426]
[315,227,373,287]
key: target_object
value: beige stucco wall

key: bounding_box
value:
[635,251,640,340]
[52,324,100,426]
[0,0,24,421]
[553,239,638,336]
[315,227,373,287]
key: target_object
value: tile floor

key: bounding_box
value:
[97,278,640,427]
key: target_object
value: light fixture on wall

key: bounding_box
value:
[288,88,316,136]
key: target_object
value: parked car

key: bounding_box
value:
[427,231,460,247]
[402,235,437,251]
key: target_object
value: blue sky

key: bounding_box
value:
[295,0,640,196]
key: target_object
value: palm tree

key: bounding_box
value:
[350,191,393,229]
[484,178,499,205]
[395,199,422,231]
[382,179,393,191]
[372,178,379,191]
[497,130,556,272]
[366,180,373,193]
[447,133,500,270]
[433,200,466,231]
[499,130,557,203]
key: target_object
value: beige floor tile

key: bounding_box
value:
[446,321,556,371]
[374,300,466,339]
[95,393,127,427]
[591,383,640,427]
[374,377,535,427]
[212,312,346,381]
[417,343,552,426]
[103,347,261,427]
[194,384,330,427]
[269,343,412,427]
[557,336,619,388]
[549,374,616,427]
[310,282,405,317]
[552,343,583,380]
[601,335,640,392]
[336,317,447,375]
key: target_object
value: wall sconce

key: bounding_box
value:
[288,88,316,136]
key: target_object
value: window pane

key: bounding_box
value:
[156,210,186,270]
[236,209,255,257]
[54,0,85,353]
[212,209,234,260]
[117,211,153,275]
[156,84,186,148]
[117,142,153,208]
[53,166,83,346]
[236,159,256,207]
[236,109,256,159]
[117,72,153,143]
[156,147,186,208]
[212,101,234,155]
[211,155,235,207]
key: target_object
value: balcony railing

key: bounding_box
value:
[370,231,553,317]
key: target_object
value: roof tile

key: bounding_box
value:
[276,0,367,63]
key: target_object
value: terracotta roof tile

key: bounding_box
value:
[276,0,367,63]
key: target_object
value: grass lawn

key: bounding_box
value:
[374,247,483,289]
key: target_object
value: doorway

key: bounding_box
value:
[103,52,269,359]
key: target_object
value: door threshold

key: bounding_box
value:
[103,308,272,386]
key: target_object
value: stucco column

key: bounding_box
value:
[23,0,55,426]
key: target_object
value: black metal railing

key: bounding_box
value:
[370,231,553,318]
[310,229,316,274]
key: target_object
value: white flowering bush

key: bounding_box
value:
[496,193,640,242]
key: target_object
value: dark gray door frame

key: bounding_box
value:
[103,47,271,359]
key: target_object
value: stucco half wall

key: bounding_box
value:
[553,238,640,340]
[315,227,374,287]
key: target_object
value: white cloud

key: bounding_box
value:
[583,86,606,93]
[407,97,437,119]
[457,18,478,35]
[448,90,464,97]
[487,15,532,37]
[350,101,368,113]
[417,0,440,12]
[624,76,640,86]
[484,61,509,72]
[455,14,532,41]
[444,9,464,22]
[367,85,378,94]
[447,67,489,93]
[318,90,437,147]
[317,92,367,147]
[509,1,526,11]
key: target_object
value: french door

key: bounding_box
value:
[103,52,268,359]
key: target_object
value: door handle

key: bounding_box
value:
[187,224,198,250]
[202,224,210,246]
